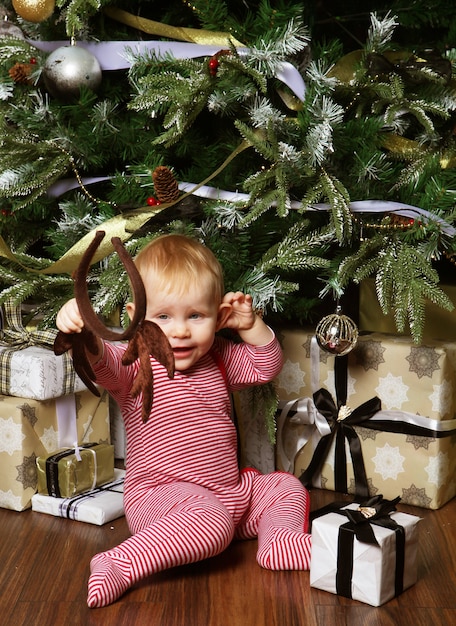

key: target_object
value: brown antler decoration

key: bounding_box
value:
[54,231,175,423]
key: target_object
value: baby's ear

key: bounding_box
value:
[216,302,232,331]
[126,302,135,321]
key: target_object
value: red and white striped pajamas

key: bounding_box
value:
[87,334,311,608]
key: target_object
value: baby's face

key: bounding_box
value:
[144,280,220,371]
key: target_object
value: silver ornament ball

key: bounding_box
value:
[316,306,359,356]
[43,44,102,99]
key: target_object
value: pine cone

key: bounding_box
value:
[9,62,32,84]
[152,166,180,203]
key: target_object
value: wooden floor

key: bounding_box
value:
[1,486,455,626]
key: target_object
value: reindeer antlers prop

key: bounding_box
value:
[54,231,175,422]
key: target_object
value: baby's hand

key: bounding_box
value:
[222,291,256,331]
[56,298,85,334]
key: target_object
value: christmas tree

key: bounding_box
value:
[1,0,456,343]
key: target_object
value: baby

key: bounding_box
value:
[56,233,311,608]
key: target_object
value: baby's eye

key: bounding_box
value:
[157,314,169,320]
[189,313,202,319]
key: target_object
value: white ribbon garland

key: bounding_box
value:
[29,39,306,102]
[47,177,455,236]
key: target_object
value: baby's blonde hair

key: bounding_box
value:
[134,234,225,302]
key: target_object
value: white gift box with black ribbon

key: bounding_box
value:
[310,498,421,606]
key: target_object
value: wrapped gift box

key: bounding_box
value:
[32,469,125,525]
[0,345,87,400]
[275,328,456,509]
[0,301,87,400]
[233,388,276,474]
[310,500,420,606]
[36,442,114,498]
[359,279,456,342]
[0,388,110,511]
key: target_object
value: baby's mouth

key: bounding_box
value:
[172,346,193,356]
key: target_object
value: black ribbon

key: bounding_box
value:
[312,495,406,600]
[298,350,456,497]
[299,355,381,498]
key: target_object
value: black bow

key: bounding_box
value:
[299,355,381,498]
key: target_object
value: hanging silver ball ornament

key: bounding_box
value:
[0,18,25,40]
[316,306,359,356]
[43,43,102,100]
[12,0,55,23]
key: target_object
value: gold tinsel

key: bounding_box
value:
[152,166,181,204]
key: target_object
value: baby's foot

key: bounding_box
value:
[257,529,312,570]
[87,551,131,608]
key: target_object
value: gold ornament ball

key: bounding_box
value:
[316,307,359,356]
[12,0,55,23]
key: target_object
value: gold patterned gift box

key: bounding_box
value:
[0,388,110,511]
[275,328,456,509]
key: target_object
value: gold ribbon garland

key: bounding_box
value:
[103,7,245,48]
[0,140,251,275]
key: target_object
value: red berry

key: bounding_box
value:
[147,197,158,206]
[208,57,219,76]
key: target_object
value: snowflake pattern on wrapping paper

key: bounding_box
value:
[375,372,409,410]
[40,426,59,453]
[276,359,306,395]
[349,476,379,497]
[372,442,405,480]
[18,402,38,429]
[406,434,434,450]
[401,483,432,508]
[15,452,37,490]
[352,339,386,371]
[0,417,25,455]
[405,346,441,379]
[429,379,453,417]
[321,369,356,400]
[0,489,23,510]
[425,451,450,486]
[355,426,378,441]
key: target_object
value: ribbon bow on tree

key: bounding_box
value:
[53,230,175,423]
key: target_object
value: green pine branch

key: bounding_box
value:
[300,171,353,243]
[337,235,454,342]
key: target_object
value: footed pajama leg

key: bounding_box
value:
[235,471,312,571]
[87,489,235,608]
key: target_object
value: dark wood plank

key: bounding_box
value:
[0,489,454,626]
